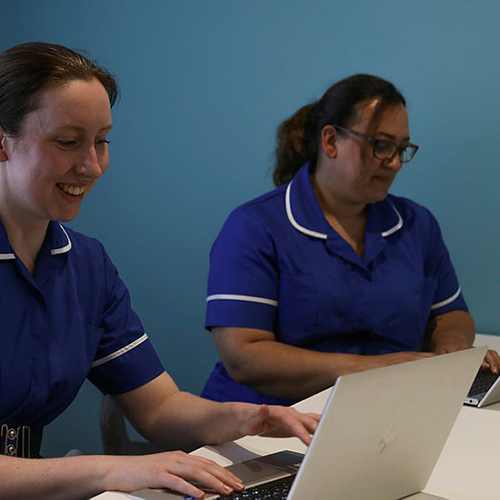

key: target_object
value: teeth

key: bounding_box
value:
[58,184,86,196]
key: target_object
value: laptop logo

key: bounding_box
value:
[379,423,399,454]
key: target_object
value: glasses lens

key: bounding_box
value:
[373,140,397,160]
[401,145,418,163]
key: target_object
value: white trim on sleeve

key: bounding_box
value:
[91,333,149,368]
[207,294,278,307]
[431,287,461,311]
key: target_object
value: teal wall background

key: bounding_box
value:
[1,1,499,456]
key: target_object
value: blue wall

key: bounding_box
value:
[1,0,499,456]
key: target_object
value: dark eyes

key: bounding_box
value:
[55,139,110,149]
[373,141,394,155]
[55,139,77,148]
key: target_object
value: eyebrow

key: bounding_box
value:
[376,132,410,142]
[54,124,114,133]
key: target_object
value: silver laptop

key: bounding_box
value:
[128,347,487,500]
[465,367,500,407]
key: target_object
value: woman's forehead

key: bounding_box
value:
[22,79,112,134]
[352,99,409,137]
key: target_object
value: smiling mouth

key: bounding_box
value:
[57,183,86,196]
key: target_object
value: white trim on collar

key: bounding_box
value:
[381,202,404,237]
[0,223,72,260]
[285,181,327,240]
[51,224,72,255]
[286,181,404,240]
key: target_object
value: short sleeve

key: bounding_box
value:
[205,208,279,332]
[422,208,468,316]
[87,250,164,395]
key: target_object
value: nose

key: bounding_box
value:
[77,146,106,178]
[383,151,403,171]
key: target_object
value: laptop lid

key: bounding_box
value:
[287,347,487,500]
[128,347,486,500]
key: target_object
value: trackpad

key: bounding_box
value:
[225,450,303,487]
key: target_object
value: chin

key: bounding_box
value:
[365,192,389,204]
[56,209,81,223]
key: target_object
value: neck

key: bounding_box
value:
[310,172,367,221]
[0,211,49,274]
[310,173,367,258]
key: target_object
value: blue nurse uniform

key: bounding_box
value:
[0,220,164,456]
[202,163,468,405]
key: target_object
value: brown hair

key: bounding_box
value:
[273,74,406,187]
[0,41,119,137]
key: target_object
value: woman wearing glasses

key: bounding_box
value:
[202,74,500,406]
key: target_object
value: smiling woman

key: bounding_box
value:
[0,42,117,273]
[1,79,112,232]
[0,42,320,500]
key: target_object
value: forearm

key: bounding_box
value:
[0,454,116,500]
[221,339,363,400]
[0,450,253,500]
[128,390,306,450]
[114,375,271,450]
[429,310,475,353]
[129,391,245,450]
[117,376,319,451]
[214,328,436,401]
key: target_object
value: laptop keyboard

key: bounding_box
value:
[217,475,295,499]
[468,369,500,397]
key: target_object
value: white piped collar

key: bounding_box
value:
[51,224,72,255]
[285,164,404,240]
[0,221,73,260]
[380,202,403,237]
[285,182,327,240]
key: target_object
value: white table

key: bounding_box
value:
[94,334,500,500]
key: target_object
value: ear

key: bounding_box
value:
[0,127,8,162]
[321,125,338,159]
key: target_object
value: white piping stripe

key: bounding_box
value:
[381,202,403,237]
[91,333,149,368]
[207,294,278,307]
[285,182,327,240]
[431,287,461,310]
[0,223,71,260]
[51,224,72,255]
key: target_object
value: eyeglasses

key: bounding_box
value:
[332,124,419,164]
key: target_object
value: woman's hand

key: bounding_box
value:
[104,404,320,497]
[481,349,500,374]
[116,373,320,452]
[233,404,320,446]
[0,451,244,500]
[440,346,500,374]
[105,451,244,499]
